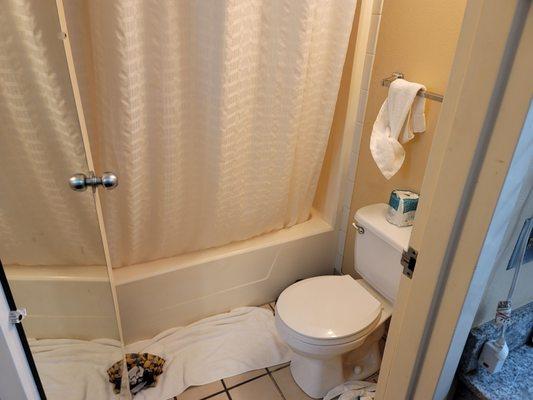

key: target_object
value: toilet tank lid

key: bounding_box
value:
[354,203,412,251]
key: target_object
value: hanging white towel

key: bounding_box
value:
[370,79,426,179]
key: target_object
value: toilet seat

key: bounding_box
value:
[276,275,382,346]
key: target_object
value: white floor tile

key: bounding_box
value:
[272,367,315,399]
[223,368,267,388]
[229,375,283,400]
[175,380,224,400]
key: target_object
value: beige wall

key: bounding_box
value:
[342,0,466,274]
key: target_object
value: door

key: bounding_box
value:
[0,270,42,399]
[0,1,125,399]
[376,0,532,399]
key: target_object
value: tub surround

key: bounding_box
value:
[457,301,533,399]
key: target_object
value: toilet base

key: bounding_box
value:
[345,339,382,380]
[289,335,383,399]
[290,352,343,399]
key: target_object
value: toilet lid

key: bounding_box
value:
[276,275,382,340]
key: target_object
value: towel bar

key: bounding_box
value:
[381,72,444,103]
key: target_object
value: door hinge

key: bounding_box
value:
[8,308,27,324]
[401,246,418,279]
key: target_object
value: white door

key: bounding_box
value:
[376,0,532,398]
[0,277,41,400]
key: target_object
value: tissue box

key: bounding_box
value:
[386,190,419,227]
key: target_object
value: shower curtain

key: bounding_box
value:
[67,0,357,267]
[0,0,106,266]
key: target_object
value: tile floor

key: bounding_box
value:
[170,302,316,400]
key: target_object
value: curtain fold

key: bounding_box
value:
[66,0,357,267]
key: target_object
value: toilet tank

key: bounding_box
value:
[354,203,412,303]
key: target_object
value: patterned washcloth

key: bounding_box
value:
[107,353,166,396]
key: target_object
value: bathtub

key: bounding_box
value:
[114,210,337,343]
[2,211,337,344]
[3,265,120,340]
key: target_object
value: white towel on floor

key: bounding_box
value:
[29,338,123,400]
[126,306,291,400]
[370,78,426,179]
[28,307,289,400]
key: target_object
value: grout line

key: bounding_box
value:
[196,380,227,400]
[221,379,232,400]
[224,370,269,391]
[200,388,227,400]
[200,366,291,399]
[267,363,290,373]
[221,379,230,395]
[221,379,228,391]
[267,369,287,400]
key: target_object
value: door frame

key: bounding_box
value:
[0,261,43,400]
[375,0,532,399]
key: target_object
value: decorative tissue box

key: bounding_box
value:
[386,190,419,227]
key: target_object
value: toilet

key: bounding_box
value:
[275,203,412,398]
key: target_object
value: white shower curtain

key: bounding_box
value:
[66,0,357,267]
[65,0,355,266]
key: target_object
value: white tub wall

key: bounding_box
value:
[4,265,120,340]
[115,214,336,343]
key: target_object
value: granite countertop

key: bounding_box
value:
[460,344,533,400]
[457,302,533,399]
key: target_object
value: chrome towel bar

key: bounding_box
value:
[381,72,444,103]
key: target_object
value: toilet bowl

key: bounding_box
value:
[275,203,412,398]
[275,276,389,398]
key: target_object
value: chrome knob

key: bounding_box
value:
[69,173,88,191]
[101,172,118,190]
[69,172,118,191]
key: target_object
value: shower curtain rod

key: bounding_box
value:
[381,72,444,103]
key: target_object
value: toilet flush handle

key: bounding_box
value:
[352,222,365,234]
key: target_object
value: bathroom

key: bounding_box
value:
[0,1,531,399]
